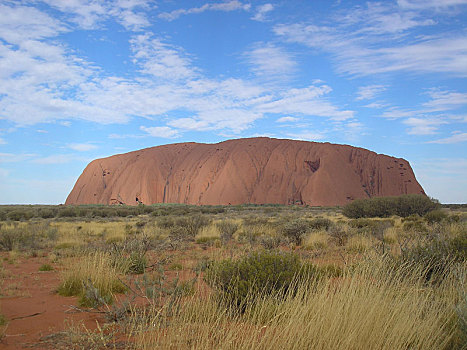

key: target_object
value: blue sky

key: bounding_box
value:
[0,0,466,204]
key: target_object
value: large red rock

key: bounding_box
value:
[65,137,425,206]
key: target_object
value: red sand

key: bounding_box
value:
[0,256,103,349]
[66,137,425,206]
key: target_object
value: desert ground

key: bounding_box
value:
[0,197,466,349]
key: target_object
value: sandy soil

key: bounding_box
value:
[0,254,103,349]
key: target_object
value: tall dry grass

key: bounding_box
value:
[58,251,126,305]
[131,258,465,350]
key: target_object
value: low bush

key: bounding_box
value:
[343,194,439,218]
[399,233,466,282]
[309,218,332,231]
[424,210,448,224]
[205,250,328,311]
[39,264,53,271]
[281,219,310,245]
[216,220,239,243]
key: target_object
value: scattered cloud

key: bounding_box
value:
[276,116,299,123]
[140,126,180,138]
[274,2,467,77]
[130,34,198,80]
[67,143,98,151]
[356,85,386,101]
[428,132,467,144]
[423,89,467,111]
[158,1,251,21]
[245,43,296,81]
[40,0,150,31]
[0,153,36,163]
[258,85,354,121]
[364,102,388,109]
[286,131,326,141]
[0,137,6,144]
[252,3,274,22]
[403,117,446,135]
[32,154,74,164]
[397,0,467,10]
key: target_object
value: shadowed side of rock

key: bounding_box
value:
[65,137,425,206]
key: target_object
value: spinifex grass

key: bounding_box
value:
[132,258,464,350]
[58,251,126,307]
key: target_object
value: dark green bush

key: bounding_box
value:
[7,209,34,221]
[424,210,448,224]
[309,218,332,231]
[174,215,210,237]
[400,234,466,282]
[216,220,239,242]
[343,194,439,218]
[205,250,320,310]
[281,219,310,245]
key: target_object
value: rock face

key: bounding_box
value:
[66,137,425,206]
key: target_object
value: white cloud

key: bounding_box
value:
[245,43,296,81]
[0,4,67,43]
[274,2,467,77]
[286,131,326,141]
[0,5,353,136]
[428,132,467,144]
[159,1,251,21]
[364,102,388,109]
[397,0,467,10]
[0,153,37,163]
[32,154,74,164]
[0,137,6,144]
[258,85,354,121]
[276,116,299,123]
[403,117,446,135]
[67,143,98,151]
[130,34,198,81]
[40,0,150,31]
[356,85,386,101]
[140,126,180,138]
[252,3,274,22]
[167,118,211,131]
[423,89,467,111]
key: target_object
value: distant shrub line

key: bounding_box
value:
[343,194,440,218]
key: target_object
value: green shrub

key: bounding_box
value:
[7,209,34,221]
[128,252,147,274]
[424,210,448,224]
[400,234,466,282]
[39,264,53,271]
[343,194,439,218]
[205,250,312,310]
[216,220,239,242]
[309,218,332,231]
[282,219,310,245]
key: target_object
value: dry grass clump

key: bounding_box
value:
[58,251,126,307]
[346,234,374,253]
[303,230,329,250]
[133,258,464,350]
[195,224,221,244]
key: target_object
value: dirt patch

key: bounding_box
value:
[0,254,104,349]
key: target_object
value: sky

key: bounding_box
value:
[0,0,466,204]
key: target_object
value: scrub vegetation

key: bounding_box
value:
[0,195,466,349]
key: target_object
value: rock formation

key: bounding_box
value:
[65,137,425,206]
